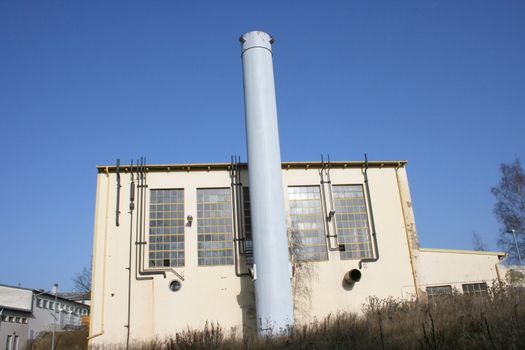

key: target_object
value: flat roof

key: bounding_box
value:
[419,247,507,258]
[0,285,33,312]
[97,160,408,173]
[0,283,90,308]
[31,290,90,307]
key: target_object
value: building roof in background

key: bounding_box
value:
[0,284,33,312]
[58,291,90,301]
[0,283,91,311]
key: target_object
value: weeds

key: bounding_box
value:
[44,285,525,349]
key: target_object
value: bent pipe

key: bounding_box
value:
[132,159,158,281]
[320,154,345,252]
[133,158,183,280]
[236,160,250,257]
[230,156,250,277]
[236,158,249,256]
[138,158,178,279]
[358,154,380,269]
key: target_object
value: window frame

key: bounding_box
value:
[426,285,453,300]
[287,185,329,262]
[148,188,185,268]
[196,187,235,266]
[462,282,488,295]
[6,335,12,350]
[331,184,374,260]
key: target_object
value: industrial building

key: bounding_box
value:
[88,31,508,347]
[0,284,90,350]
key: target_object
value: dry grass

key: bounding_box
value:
[44,285,525,350]
[27,329,88,350]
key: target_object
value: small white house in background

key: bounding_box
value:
[88,159,508,347]
[58,291,91,306]
[0,284,90,350]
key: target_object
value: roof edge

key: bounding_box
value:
[419,247,507,258]
[32,290,91,306]
[96,160,408,173]
[0,305,32,313]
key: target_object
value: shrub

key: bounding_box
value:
[89,285,525,349]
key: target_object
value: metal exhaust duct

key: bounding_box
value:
[239,31,294,335]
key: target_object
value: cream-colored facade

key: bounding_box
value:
[88,160,505,348]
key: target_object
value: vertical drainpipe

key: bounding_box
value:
[239,31,294,335]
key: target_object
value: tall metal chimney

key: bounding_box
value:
[239,31,294,335]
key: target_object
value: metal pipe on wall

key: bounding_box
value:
[320,155,343,252]
[239,31,294,335]
[358,154,380,269]
[230,156,250,277]
[116,159,121,227]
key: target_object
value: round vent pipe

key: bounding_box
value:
[344,269,362,284]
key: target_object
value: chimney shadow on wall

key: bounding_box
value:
[236,274,257,336]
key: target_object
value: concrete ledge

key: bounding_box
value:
[419,247,506,258]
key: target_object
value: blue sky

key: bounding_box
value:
[1,0,524,291]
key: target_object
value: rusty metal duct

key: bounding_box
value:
[239,31,294,335]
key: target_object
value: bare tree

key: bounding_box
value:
[491,157,525,264]
[471,232,487,251]
[72,266,92,293]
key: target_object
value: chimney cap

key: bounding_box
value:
[240,31,274,54]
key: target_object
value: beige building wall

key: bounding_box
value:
[88,161,505,348]
[499,265,525,286]
[281,164,418,322]
[90,165,256,346]
[418,248,505,291]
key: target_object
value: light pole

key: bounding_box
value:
[51,283,58,350]
[508,230,523,265]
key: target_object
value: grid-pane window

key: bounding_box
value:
[426,285,452,300]
[149,189,185,267]
[242,187,254,264]
[197,188,234,266]
[333,185,373,259]
[462,282,488,295]
[288,186,328,261]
